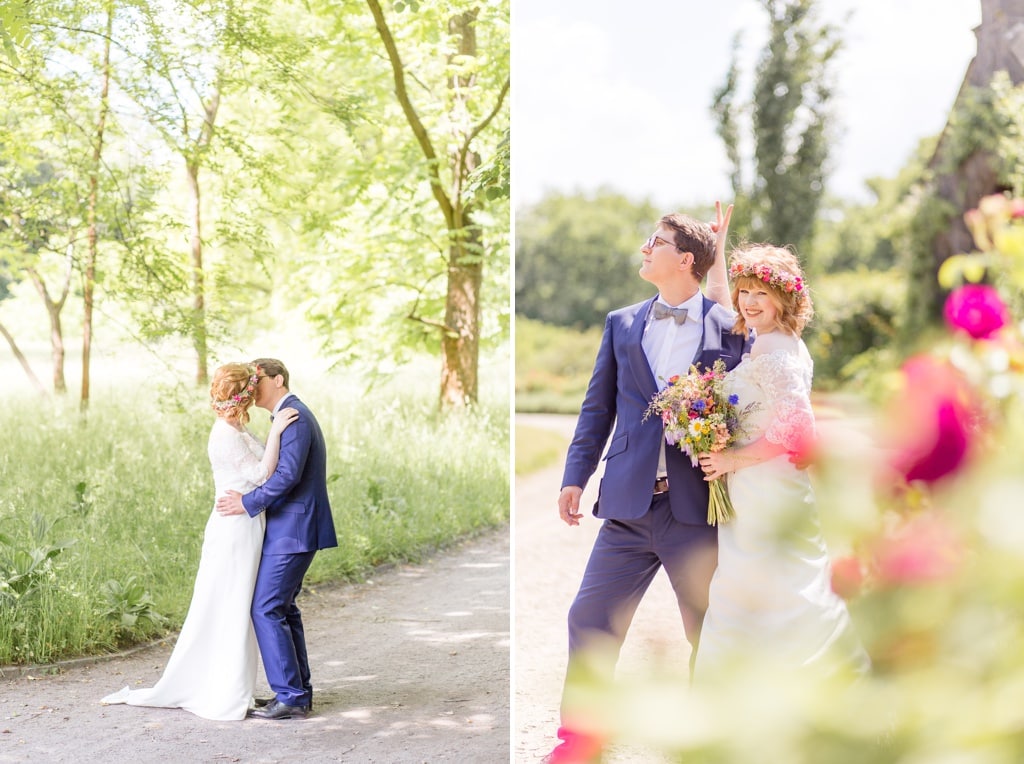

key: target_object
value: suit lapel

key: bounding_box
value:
[689,296,716,365]
[629,297,659,398]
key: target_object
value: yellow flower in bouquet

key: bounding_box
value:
[645,359,743,525]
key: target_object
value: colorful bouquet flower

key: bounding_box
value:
[645,359,743,525]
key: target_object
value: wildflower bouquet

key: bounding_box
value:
[645,359,742,525]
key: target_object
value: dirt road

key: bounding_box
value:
[514,414,688,764]
[513,406,878,763]
[0,528,509,764]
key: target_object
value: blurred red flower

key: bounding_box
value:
[830,555,865,599]
[943,284,1009,340]
[886,356,980,484]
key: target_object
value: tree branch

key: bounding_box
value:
[363,0,454,228]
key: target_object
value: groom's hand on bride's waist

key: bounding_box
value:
[216,490,246,516]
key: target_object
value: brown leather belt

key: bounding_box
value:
[653,476,669,495]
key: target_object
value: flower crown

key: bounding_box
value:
[211,366,260,412]
[729,262,805,297]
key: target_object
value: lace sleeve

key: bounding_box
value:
[208,423,268,486]
[756,349,816,452]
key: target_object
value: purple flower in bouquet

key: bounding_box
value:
[943,283,1009,340]
[644,359,743,525]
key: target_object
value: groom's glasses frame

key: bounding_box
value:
[644,234,680,251]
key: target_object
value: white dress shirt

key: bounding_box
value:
[642,291,705,478]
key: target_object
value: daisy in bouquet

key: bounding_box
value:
[645,359,743,525]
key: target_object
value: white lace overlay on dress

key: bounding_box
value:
[208,421,268,491]
[744,348,816,452]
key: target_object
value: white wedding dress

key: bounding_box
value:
[101,419,268,720]
[694,342,869,678]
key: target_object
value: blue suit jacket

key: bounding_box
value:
[562,295,749,525]
[242,395,338,555]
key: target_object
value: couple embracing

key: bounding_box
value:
[546,205,870,762]
[103,358,337,721]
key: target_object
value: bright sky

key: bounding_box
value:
[512,0,983,211]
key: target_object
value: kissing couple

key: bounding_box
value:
[102,358,337,720]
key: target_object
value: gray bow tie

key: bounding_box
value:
[653,303,688,324]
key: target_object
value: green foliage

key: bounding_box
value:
[712,0,841,260]
[514,424,567,476]
[292,0,510,396]
[515,190,663,329]
[937,73,1024,194]
[902,193,957,335]
[0,514,75,604]
[0,0,510,404]
[0,1,28,64]
[803,270,904,391]
[897,75,1024,335]
[467,126,510,202]
[811,136,940,281]
[97,576,167,637]
[515,316,602,414]
[0,365,508,665]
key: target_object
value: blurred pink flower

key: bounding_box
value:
[871,512,963,587]
[830,555,865,599]
[886,356,980,484]
[943,284,1009,340]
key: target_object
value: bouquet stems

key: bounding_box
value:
[707,477,735,526]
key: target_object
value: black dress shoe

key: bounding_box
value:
[254,695,312,711]
[248,699,309,720]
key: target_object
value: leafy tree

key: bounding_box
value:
[0,1,139,401]
[813,136,938,274]
[713,0,841,261]
[515,190,664,329]
[297,0,510,408]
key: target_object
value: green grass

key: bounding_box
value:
[514,424,567,476]
[0,379,509,665]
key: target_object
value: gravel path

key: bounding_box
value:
[514,414,688,763]
[1,528,509,764]
[512,407,876,763]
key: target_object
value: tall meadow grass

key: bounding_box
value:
[0,375,509,665]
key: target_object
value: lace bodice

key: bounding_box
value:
[725,342,815,451]
[207,418,269,495]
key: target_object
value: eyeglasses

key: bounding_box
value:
[644,234,679,251]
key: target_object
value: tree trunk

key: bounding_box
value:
[439,9,482,406]
[28,266,69,394]
[186,85,219,387]
[926,0,1024,319]
[25,244,72,394]
[81,3,114,412]
[0,321,47,395]
[186,159,208,385]
[441,219,483,406]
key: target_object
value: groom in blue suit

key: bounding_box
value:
[216,358,337,720]
[546,208,749,762]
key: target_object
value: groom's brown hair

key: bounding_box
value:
[253,357,290,388]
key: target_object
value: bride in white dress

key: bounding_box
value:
[102,363,298,720]
[695,245,869,678]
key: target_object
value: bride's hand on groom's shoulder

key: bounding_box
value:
[271,407,300,434]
